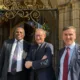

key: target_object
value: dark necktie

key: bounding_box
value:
[11,41,19,74]
[63,47,70,80]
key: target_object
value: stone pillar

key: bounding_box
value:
[58,7,65,48]
[72,1,80,43]
[58,4,72,48]
[64,5,72,27]
[0,0,3,5]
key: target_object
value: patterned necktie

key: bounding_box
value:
[11,41,19,74]
[63,47,70,80]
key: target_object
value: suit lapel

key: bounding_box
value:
[40,42,46,49]
[7,39,14,61]
[37,42,46,53]
[58,48,65,69]
[59,48,65,61]
[32,42,46,60]
[32,44,38,60]
[8,39,14,54]
[22,41,27,59]
[68,44,79,71]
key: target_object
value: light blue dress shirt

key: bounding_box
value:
[59,42,76,80]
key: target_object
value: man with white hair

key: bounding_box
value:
[25,28,56,80]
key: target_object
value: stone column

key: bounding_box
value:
[58,7,65,48]
[64,5,72,27]
[72,1,80,43]
[0,0,3,5]
[58,4,72,48]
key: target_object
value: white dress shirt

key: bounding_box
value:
[8,39,23,72]
[59,42,76,80]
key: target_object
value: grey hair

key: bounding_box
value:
[35,28,47,35]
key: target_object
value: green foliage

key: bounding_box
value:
[42,23,50,31]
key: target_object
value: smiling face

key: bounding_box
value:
[35,29,46,44]
[14,27,25,40]
[62,28,76,46]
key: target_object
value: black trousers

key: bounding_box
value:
[34,71,38,80]
[7,71,26,80]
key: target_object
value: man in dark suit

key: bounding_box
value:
[58,26,80,80]
[25,28,56,80]
[0,27,30,80]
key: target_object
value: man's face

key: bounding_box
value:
[15,27,25,40]
[62,28,76,46]
[35,30,46,44]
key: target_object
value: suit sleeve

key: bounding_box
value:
[32,44,54,70]
[26,45,33,61]
[0,41,6,77]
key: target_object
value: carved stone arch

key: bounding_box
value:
[39,0,52,8]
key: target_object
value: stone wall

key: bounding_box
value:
[58,0,80,48]
[72,1,80,43]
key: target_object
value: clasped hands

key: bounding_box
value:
[25,55,47,69]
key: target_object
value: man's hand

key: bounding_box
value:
[25,61,32,69]
[42,55,47,60]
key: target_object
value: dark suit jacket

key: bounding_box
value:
[26,42,56,80]
[0,39,30,80]
[58,43,80,80]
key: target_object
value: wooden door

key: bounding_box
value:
[0,21,10,48]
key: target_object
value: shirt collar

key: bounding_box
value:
[38,44,41,46]
[65,42,75,50]
[15,39,23,43]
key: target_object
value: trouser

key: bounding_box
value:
[7,71,26,80]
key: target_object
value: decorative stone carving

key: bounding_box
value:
[57,0,70,6]
[0,0,8,9]
[40,0,51,8]
[2,0,52,10]
[24,0,36,9]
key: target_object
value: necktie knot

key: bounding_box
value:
[17,40,20,43]
[66,47,70,50]
[66,47,70,54]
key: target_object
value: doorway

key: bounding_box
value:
[0,9,59,76]
[24,23,35,43]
